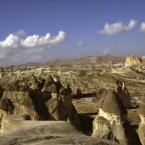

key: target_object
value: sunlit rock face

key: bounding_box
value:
[125,55,142,67]
[92,116,111,139]
[138,100,145,145]
[138,117,145,145]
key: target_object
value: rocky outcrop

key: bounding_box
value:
[92,90,129,145]
[138,99,145,145]
[125,55,142,67]
[99,90,127,120]
[0,75,81,129]
[45,98,64,120]
[45,88,81,130]
[116,80,131,108]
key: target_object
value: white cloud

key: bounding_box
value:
[98,19,137,35]
[0,30,66,49]
[103,48,111,55]
[140,22,145,32]
[0,30,66,65]
[76,41,84,47]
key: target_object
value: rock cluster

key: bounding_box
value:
[92,80,145,145]
[0,68,144,145]
[0,75,81,131]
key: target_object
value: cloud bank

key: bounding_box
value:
[0,30,66,65]
[0,30,66,50]
[140,22,145,32]
[98,19,137,35]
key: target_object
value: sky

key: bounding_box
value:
[0,0,145,65]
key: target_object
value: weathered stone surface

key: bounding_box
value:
[92,116,111,139]
[92,89,129,145]
[138,99,145,116]
[0,114,25,133]
[2,91,38,120]
[138,123,145,145]
[127,109,140,125]
[2,91,33,107]
[0,109,5,121]
[0,121,119,145]
[14,105,38,120]
[72,98,98,114]
[100,91,124,116]
[138,99,145,145]
[45,98,64,120]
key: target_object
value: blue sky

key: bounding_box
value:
[0,0,145,65]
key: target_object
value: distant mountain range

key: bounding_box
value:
[7,55,145,68]
[3,55,125,68]
[44,55,124,66]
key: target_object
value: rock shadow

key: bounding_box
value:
[29,90,50,120]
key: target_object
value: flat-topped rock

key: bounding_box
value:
[73,99,98,114]
[0,114,25,133]
[0,120,119,145]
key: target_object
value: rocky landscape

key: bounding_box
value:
[0,55,145,145]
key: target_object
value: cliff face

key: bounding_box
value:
[125,55,142,67]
